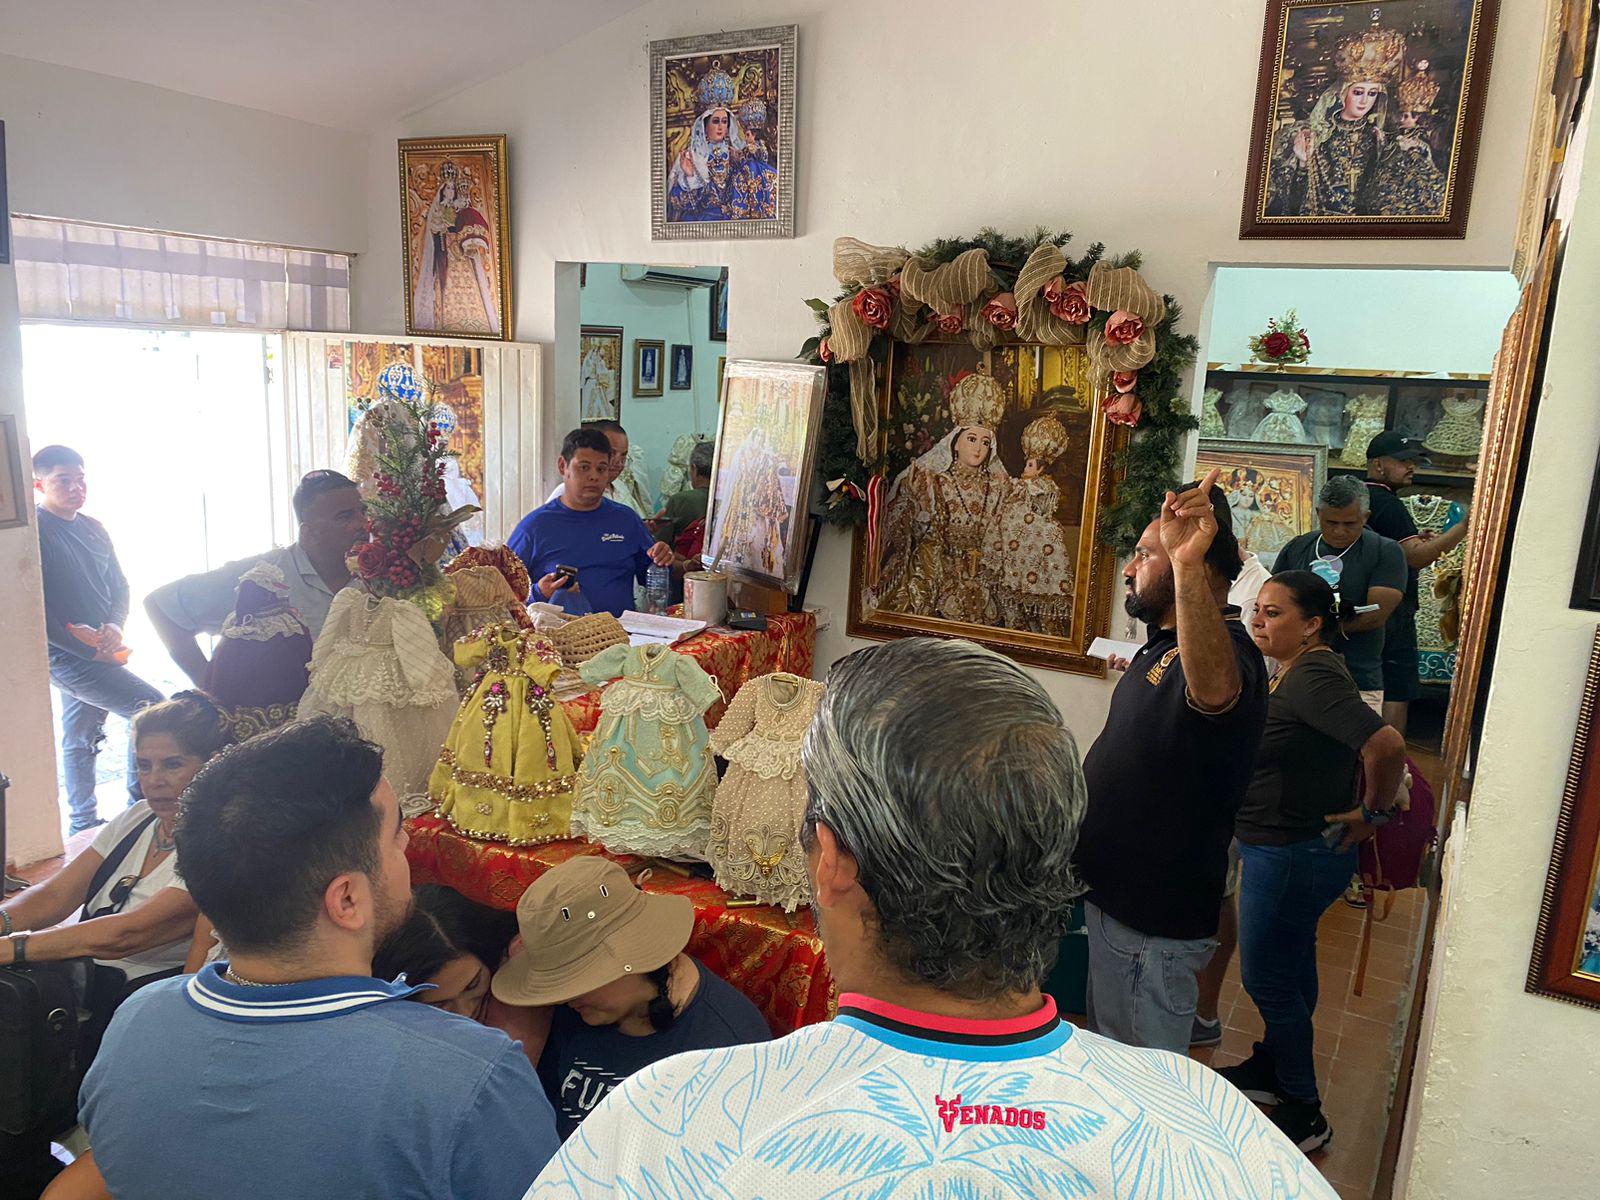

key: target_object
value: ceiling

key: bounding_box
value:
[0,0,651,130]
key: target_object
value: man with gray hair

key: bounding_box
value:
[526,637,1336,1199]
[1274,473,1407,711]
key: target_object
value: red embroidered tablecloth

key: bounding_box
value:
[406,816,834,1033]
[407,610,830,1033]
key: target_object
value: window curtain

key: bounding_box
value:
[9,216,350,331]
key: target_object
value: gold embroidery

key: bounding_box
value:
[1145,647,1180,686]
[436,746,575,803]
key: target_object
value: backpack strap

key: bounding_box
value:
[78,814,159,923]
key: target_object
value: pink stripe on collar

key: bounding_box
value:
[837,993,1058,1037]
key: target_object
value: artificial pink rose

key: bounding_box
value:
[933,307,965,336]
[818,338,833,364]
[851,286,893,331]
[1050,281,1091,324]
[1105,310,1146,345]
[1112,370,1139,394]
[1042,275,1068,303]
[1103,392,1143,427]
[353,540,388,578]
[1262,330,1292,358]
[981,292,1019,331]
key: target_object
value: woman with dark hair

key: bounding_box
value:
[1,693,228,990]
[1219,571,1407,1153]
[488,857,771,1140]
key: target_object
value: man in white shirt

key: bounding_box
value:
[528,637,1338,1200]
[144,470,367,687]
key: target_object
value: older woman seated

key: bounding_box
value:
[0,694,229,1011]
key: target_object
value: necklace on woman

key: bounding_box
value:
[152,823,177,854]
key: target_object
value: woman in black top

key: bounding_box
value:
[1219,571,1406,1154]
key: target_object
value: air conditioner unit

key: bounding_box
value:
[620,264,721,288]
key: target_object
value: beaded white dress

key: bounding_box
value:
[1250,389,1310,443]
[297,587,458,812]
[708,673,826,911]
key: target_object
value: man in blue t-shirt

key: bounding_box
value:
[75,717,559,1200]
[509,426,676,616]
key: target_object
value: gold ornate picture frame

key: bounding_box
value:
[848,340,1122,677]
[399,135,513,340]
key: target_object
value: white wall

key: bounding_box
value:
[0,58,368,863]
[577,264,722,501]
[1206,267,1522,375]
[1398,111,1600,1199]
[353,0,1544,737]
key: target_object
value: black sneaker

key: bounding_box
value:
[1189,1014,1223,1048]
[1216,1049,1283,1105]
[1270,1099,1333,1153]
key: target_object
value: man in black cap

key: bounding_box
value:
[1365,432,1470,734]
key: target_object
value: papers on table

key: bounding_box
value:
[619,611,707,646]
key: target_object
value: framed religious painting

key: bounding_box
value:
[710,268,729,340]
[1239,0,1501,239]
[399,135,512,339]
[649,25,797,241]
[704,359,826,591]
[848,343,1123,677]
[579,326,624,421]
[634,339,665,398]
[1527,628,1600,1011]
[670,345,693,390]
[1194,439,1326,566]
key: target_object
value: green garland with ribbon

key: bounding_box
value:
[798,228,1197,555]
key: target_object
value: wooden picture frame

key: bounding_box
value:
[399,135,513,339]
[1239,0,1501,240]
[704,359,826,591]
[650,25,797,241]
[710,269,729,340]
[670,345,693,391]
[1442,224,1562,791]
[579,325,624,422]
[634,339,665,398]
[848,341,1123,677]
[0,415,27,530]
[1527,627,1600,1010]
[1194,439,1327,564]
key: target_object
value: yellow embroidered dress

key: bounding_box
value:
[430,624,582,845]
[572,643,721,861]
[708,673,825,911]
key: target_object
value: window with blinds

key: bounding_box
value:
[8,216,351,331]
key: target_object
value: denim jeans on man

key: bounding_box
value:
[48,649,162,831]
[1237,837,1357,1103]
[1084,901,1217,1053]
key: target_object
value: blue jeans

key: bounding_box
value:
[1083,901,1217,1053]
[49,650,164,830]
[1237,837,1357,1104]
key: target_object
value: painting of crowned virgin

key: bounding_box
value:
[704,360,825,591]
[399,136,512,338]
[850,343,1123,677]
[650,26,796,240]
[1240,0,1500,238]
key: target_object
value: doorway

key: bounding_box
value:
[21,323,279,830]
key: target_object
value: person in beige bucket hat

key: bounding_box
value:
[492,856,770,1140]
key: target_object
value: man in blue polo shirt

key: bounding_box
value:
[509,426,675,616]
[76,717,559,1199]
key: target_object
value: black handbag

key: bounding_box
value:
[0,813,157,1138]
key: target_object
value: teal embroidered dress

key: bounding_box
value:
[572,643,721,861]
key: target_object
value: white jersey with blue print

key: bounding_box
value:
[527,992,1337,1199]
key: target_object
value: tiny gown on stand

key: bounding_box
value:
[430,623,582,845]
[572,643,721,861]
[299,587,459,813]
[205,562,313,743]
[708,672,825,911]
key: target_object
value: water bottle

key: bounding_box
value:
[646,564,671,614]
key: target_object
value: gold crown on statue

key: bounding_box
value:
[1021,413,1070,466]
[1334,26,1407,87]
[948,373,1007,431]
[1397,63,1440,113]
